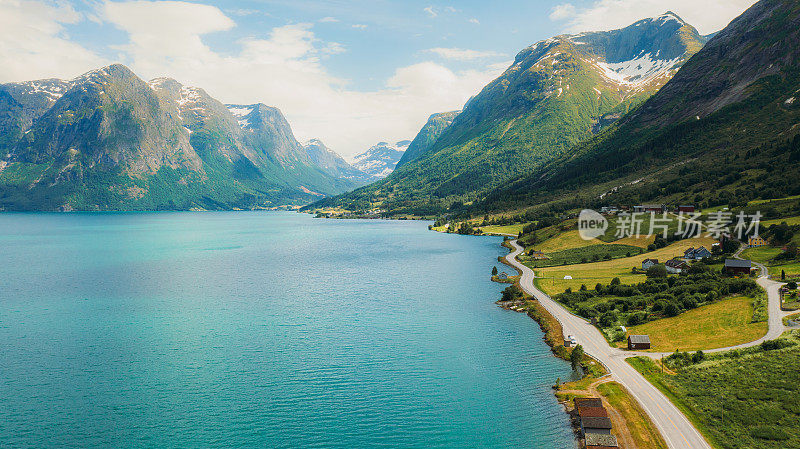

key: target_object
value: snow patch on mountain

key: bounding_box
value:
[352,141,410,179]
[594,53,682,87]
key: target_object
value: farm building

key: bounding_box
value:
[724,259,752,275]
[585,433,619,448]
[641,258,659,270]
[676,205,696,213]
[627,335,651,350]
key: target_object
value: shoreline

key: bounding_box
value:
[494,238,673,449]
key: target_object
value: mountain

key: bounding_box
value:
[351,140,410,179]
[395,111,459,169]
[303,139,373,185]
[0,64,358,211]
[476,0,800,216]
[308,13,708,216]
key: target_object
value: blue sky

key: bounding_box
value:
[0,0,756,157]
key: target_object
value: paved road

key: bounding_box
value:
[505,240,716,449]
[505,239,794,448]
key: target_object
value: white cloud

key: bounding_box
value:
[97,0,502,158]
[549,4,576,21]
[0,0,107,82]
[351,23,367,29]
[423,6,437,18]
[556,0,758,35]
[319,16,338,23]
[468,18,480,25]
[424,47,506,61]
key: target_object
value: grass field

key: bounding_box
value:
[479,223,527,236]
[596,382,668,449]
[533,237,718,295]
[610,234,656,249]
[624,296,768,352]
[761,215,800,226]
[534,229,602,252]
[628,336,800,449]
[741,246,800,277]
[522,243,643,268]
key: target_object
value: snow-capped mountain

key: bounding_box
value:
[352,140,410,179]
[303,139,374,185]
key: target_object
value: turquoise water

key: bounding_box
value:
[0,212,575,448]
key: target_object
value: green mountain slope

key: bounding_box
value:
[0,65,357,211]
[308,13,707,216]
[475,0,800,217]
[395,111,459,169]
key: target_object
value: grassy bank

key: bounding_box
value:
[628,333,800,449]
[625,296,768,352]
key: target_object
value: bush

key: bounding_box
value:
[599,311,618,327]
[665,303,681,317]
[646,264,668,278]
[760,339,795,351]
[611,277,621,285]
[788,281,798,290]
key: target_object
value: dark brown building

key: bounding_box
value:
[725,259,752,276]
[574,397,603,408]
[627,335,651,350]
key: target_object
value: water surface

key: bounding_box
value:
[0,212,575,448]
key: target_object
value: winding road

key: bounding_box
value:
[503,240,789,449]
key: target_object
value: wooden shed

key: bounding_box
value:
[627,335,651,350]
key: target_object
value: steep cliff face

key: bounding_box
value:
[0,65,357,210]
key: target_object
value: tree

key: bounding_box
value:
[492,266,498,276]
[788,281,798,290]
[646,264,668,278]
[782,270,786,280]
[664,303,680,317]
[611,277,621,285]
[570,345,585,371]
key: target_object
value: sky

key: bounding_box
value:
[0,0,757,159]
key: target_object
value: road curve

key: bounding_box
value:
[504,240,713,449]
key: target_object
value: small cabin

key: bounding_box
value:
[725,259,752,275]
[676,205,696,213]
[627,335,651,350]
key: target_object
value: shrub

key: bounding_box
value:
[665,303,681,317]
[646,264,668,278]
[599,311,618,327]
[611,277,621,285]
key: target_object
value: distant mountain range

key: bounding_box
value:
[309,12,708,215]
[351,140,410,179]
[0,65,359,210]
[302,139,374,186]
